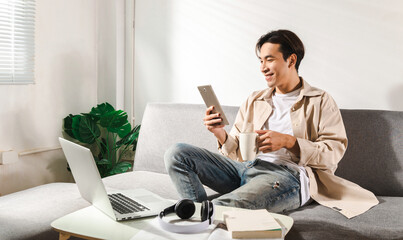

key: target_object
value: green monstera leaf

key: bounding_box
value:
[63,114,75,139]
[69,115,101,144]
[100,110,131,138]
[78,115,101,144]
[96,158,113,178]
[109,161,132,176]
[97,158,112,165]
[71,115,84,142]
[90,102,115,120]
[82,113,99,123]
[63,102,139,178]
[110,122,131,138]
[117,124,141,150]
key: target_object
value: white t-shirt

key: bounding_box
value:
[256,88,311,206]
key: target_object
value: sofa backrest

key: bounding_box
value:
[134,103,238,174]
[337,109,403,197]
[134,103,403,197]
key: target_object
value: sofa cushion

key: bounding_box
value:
[286,196,403,240]
[103,170,219,201]
[0,183,89,240]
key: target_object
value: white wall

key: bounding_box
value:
[0,0,97,195]
[134,0,403,123]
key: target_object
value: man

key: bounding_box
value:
[165,30,378,218]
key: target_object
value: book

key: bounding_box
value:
[223,209,283,239]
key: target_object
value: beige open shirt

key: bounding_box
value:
[218,79,379,218]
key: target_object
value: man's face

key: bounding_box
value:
[259,43,291,89]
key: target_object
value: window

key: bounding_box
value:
[0,0,35,84]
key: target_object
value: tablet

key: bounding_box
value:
[197,85,229,125]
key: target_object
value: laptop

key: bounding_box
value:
[59,137,172,221]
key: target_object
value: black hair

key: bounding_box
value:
[256,29,305,71]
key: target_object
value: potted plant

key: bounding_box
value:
[62,102,140,177]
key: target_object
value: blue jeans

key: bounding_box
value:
[164,143,301,213]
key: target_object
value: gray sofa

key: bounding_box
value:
[0,103,402,240]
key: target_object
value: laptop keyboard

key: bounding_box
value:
[108,193,150,214]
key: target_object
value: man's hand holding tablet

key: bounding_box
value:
[198,85,229,144]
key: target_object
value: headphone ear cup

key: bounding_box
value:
[175,199,196,219]
[201,200,213,222]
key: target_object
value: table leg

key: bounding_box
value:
[59,232,71,240]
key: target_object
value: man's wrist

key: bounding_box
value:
[215,130,227,145]
[285,135,300,156]
[285,135,297,149]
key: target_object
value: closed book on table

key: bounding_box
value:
[223,209,282,239]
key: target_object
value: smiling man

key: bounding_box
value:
[165,30,378,218]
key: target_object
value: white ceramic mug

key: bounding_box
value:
[239,132,258,161]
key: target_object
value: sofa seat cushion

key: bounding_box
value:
[0,182,90,240]
[103,170,219,201]
[286,196,403,240]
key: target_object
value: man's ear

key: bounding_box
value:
[288,54,297,68]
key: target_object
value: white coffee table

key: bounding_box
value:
[51,204,294,240]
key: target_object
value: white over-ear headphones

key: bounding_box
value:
[158,199,215,233]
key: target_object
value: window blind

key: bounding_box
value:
[0,0,35,84]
